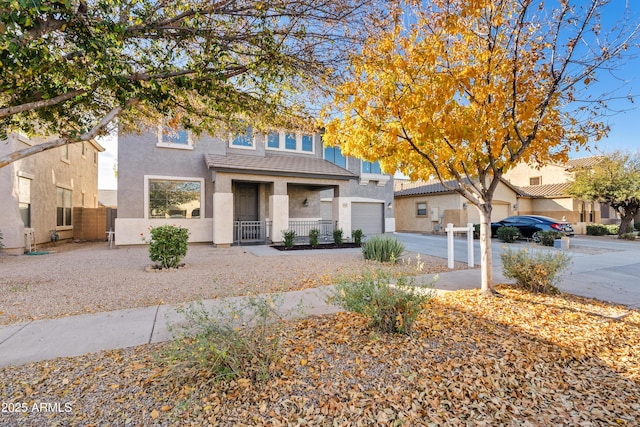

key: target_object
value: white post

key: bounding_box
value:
[447,223,454,269]
[467,223,474,267]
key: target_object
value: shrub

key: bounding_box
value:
[308,228,320,247]
[501,247,571,293]
[473,224,480,239]
[161,296,283,384]
[361,234,405,263]
[351,228,364,246]
[620,232,637,241]
[635,221,640,231]
[0,229,4,249]
[586,224,608,236]
[330,270,434,335]
[282,229,296,248]
[148,225,189,269]
[496,226,520,243]
[332,228,344,245]
[534,230,564,246]
[604,224,621,235]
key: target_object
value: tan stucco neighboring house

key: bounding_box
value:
[394,179,520,233]
[503,156,618,228]
[394,156,619,234]
[0,133,105,254]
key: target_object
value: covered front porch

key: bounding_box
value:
[205,153,357,247]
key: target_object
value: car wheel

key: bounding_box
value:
[532,231,541,243]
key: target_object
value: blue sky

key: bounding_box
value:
[97,0,640,189]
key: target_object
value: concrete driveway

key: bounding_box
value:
[394,232,640,309]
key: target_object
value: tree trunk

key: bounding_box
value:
[478,206,493,293]
[619,214,635,237]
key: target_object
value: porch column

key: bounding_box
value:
[269,181,289,243]
[333,196,352,238]
[213,192,233,247]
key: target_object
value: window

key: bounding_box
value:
[56,187,72,227]
[267,131,280,149]
[417,202,427,216]
[230,126,254,148]
[285,133,297,150]
[362,160,382,174]
[158,124,193,150]
[18,176,31,227]
[62,143,69,161]
[81,143,87,158]
[148,179,202,219]
[324,146,346,168]
[529,176,541,186]
[301,134,313,152]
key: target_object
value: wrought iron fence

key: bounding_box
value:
[288,220,336,240]
[233,221,270,244]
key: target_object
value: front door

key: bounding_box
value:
[234,183,263,243]
[234,183,259,222]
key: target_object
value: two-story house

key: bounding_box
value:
[115,124,394,246]
[0,133,104,254]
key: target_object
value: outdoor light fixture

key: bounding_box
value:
[387,202,393,209]
[303,198,309,207]
[462,202,468,210]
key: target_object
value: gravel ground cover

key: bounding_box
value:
[0,241,457,324]
[0,287,637,426]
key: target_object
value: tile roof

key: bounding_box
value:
[565,156,603,169]
[204,153,357,180]
[517,182,572,197]
[395,179,461,197]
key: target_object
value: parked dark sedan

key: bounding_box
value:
[490,215,574,240]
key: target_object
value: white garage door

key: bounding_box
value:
[352,202,384,235]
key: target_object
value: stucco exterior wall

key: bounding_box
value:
[504,162,573,186]
[1,133,102,253]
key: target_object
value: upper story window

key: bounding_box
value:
[362,160,382,175]
[230,126,254,149]
[529,176,541,186]
[324,145,346,168]
[417,202,427,216]
[265,131,315,154]
[158,124,193,150]
[267,131,280,149]
[61,143,70,162]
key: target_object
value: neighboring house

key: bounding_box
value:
[394,156,618,234]
[503,156,617,226]
[394,179,519,233]
[115,124,394,246]
[0,133,104,254]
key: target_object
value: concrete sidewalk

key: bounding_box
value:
[2,236,639,368]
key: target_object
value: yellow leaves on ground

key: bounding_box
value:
[1,287,639,425]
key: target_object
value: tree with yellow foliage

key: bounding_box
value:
[323,0,638,293]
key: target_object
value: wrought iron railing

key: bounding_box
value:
[233,221,270,244]
[288,220,336,240]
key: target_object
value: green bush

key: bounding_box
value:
[534,230,564,246]
[161,296,283,384]
[282,229,296,248]
[496,226,520,243]
[473,224,480,239]
[361,234,405,263]
[604,224,621,235]
[586,224,607,236]
[620,232,637,241]
[330,270,434,335]
[351,228,364,246]
[332,228,344,245]
[635,221,640,231]
[500,247,571,294]
[148,225,189,269]
[0,229,4,249]
[308,228,320,247]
